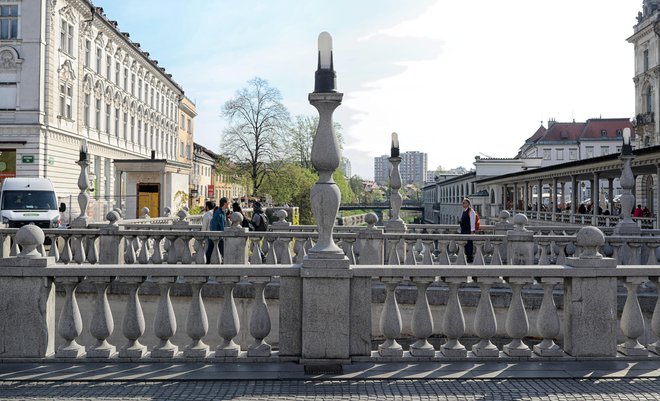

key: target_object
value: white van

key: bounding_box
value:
[0,178,65,229]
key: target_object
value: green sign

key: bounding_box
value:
[21,155,34,163]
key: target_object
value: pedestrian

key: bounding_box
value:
[202,200,215,264]
[251,202,269,232]
[460,198,476,263]
[210,197,229,261]
[633,204,644,217]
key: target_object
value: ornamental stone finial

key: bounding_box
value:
[16,225,45,258]
[140,207,150,219]
[365,212,378,229]
[106,210,120,226]
[576,226,605,259]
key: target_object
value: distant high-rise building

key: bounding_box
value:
[340,157,351,178]
[373,151,428,185]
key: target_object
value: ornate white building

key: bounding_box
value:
[0,0,191,219]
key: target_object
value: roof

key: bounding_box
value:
[524,118,634,145]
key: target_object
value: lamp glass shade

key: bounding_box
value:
[318,32,332,69]
[391,132,399,149]
[623,127,631,145]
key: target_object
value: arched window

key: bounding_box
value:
[646,86,653,113]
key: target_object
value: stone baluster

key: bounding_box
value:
[210,237,223,264]
[72,235,86,264]
[618,276,648,356]
[248,278,272,357]
[421,240,434,265]
[503,278,531,356]
[55,277,85,358]
[181,235,194,264]
[216,277,241,357]
[151,277,178,358]
[340,237,356,264]
[441,277,467,357]
[0,232,10,257]
[472,241,485,265]
[404,238,417,265]
[99,211,124,265]
[628,243,643,265]
[648,277,660,355]
[249,238,264,264]
[378,278,403,356]
[194,235,206,264]
[277,236,293,264]
[533,277,563,356]
[137,234,150,264]
[386,239,400,265]
[472,277,500,357]
[119,277,147,358]
[555,240,568,265]
[455,240,467,265]
[48,234,60,260]
[303,236,314,255]
[184,277,209,358]
[60,234,73,264]
[9,235,19,256]
[410,278,435,357]
[265,237,278,264]
[166,235,178,264]
[293,238,306,264]
[490,241,503,265]
[437,241,450,265]
[537,239,550,264]
[87,277,115,358]
[124,235,137,264]
[150,235,164,264]
[646,244,660,265]
[86,236,98,264]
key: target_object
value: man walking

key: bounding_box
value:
[202,200,215,264]
[210,197,229,262]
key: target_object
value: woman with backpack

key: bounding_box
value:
[460,198,477,263]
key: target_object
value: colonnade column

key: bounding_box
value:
[560,181,566,209]
[608,178,614,214]
[551,178,558,221]
[537,179,543,219]
[570,175,577,223]
[592,172,600,225]
[656,165,660,229]
[503,185,508,211]
[523,182,529,214]
[513,183,518,213]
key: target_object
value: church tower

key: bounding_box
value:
[628,0,660,147]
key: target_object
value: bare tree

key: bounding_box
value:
[220,77,291,196]
[289,114,344,170]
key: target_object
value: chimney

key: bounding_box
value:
[548,118,556,128]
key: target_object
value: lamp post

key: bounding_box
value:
[386,132,405,231]
[615,128,641,235]
[307,32,346,260]
[72,139,91,228]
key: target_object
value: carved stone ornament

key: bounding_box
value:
[83,75,93,94]
[104,87,113,103]
[59,5,77,23]
[95,32,105,47]
[58,60,76,82]
[0,50,17,70]
[94,82,103,99]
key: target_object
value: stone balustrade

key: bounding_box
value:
[2,224,660,363]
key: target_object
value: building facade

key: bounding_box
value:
[374,151,428,185]
[0,1,191,219]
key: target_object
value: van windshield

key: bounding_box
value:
[1,190,57,211]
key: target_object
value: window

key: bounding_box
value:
[115,62,120,84]
[150,88,154,107]
[105,104,111,133]
[130,116,135,142]
[105,55,111,79]
[95,99,101,130]
[138,79,142,99]
[616,129,623,137]
[644,49,649,71]
[569,149,578,160]
[586,146,594,158]
[543,148,551,160]
[60,19,73,55]
[186,144,191,159]
[131,73,135,95]
[647,87,653,113]
[59,82,72,119]
[180,113,185,130]
[187,118,192,133]
[0,5,19,40]
[114,107,119,136]
[123,112,128,139]
[0,83,17,109]
[601,146,609,156]
[96,47,102,74]
[123,67,128,90]
[137,119,142,145]
[83,94,90,126]
[600,129,607,137]
[556,149,564,160]
[180,141,184,157]
[84,40,91,67]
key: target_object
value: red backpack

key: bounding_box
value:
[470,209,480,231]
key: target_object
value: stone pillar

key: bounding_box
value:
[300,33,369,366]
[570,175,577,219]
[564,226,618,357]
[512,183,518,213]
[99,211,125,265]
[502,185,508,211]
[656,165,660,228]
[592,172,600,224]
[608,178,614,214]
[0,225,57,357]
[72,140,91,228]
[615,134,641,235]
[551,178,558,221]
[537,179,543,219]
[523,182,529,213]
[223,212,248,264]
[357,213,385,265]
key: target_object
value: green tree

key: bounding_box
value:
[334,170,356,204]
[260,163,318,224]
[349,175,366,204]
[220,77,291,196]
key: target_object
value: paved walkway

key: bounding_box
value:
[0,361,659,400]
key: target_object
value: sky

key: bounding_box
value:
[97,0,642,180]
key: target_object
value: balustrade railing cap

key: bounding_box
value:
[16,224,44,258]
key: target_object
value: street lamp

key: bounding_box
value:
[615,127,640,235]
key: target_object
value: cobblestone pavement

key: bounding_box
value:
[0,378,659,400]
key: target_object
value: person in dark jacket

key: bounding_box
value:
[209,197,228,261]
[232,202,252,230]
[459,198,476,263]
